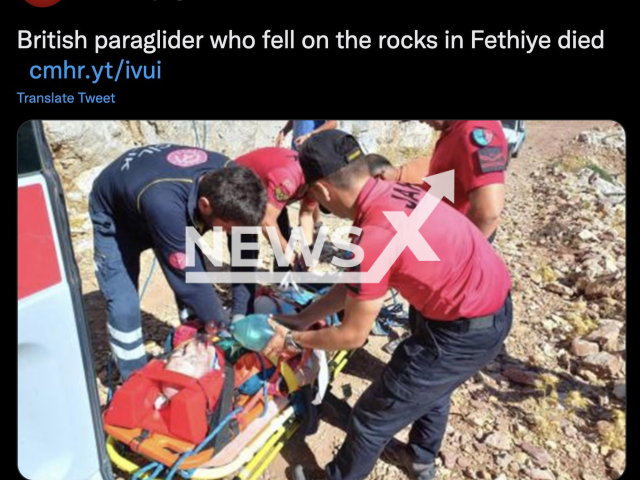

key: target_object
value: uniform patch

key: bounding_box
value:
[166,149,208,167]
[477,146,507,173]
[168,252,187,270]
[471,128,494,147]
[274,179,294,202]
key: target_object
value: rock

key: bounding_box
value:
[494,475,508,480]
[603,255,619,273]
[486,361,501,372]
[586,321,622,351]
[610,468,624,480]
[502,368,538,386]
[484,432,513,451]
[544,282,574,297]
[464,467,476,479]
[578,369,600,383]
[514,451,530,465]
[520,442,552,467]
[582,352,623,377]
[612,381,626,401]
[571,338,600,357]
[509,461,522,473]
[468,410,489,427]
[72,165,106,196]
[46,120,429,188]
[457,456,472,468]
[578,229,596,241]
[440,449,458,469]
[606,449,625,473]
[495,452,513,468]
[563,424,578,438]
[529,468,556,480]
[581,474,598,480]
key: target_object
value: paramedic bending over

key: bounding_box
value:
[262,131,513,480]
[89,145,266,380]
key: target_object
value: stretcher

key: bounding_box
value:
[104,286,352,480]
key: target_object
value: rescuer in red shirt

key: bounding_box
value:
[234,147,318,271]
[413,120,508,242]
[262,131,513,480]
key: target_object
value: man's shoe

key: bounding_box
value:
[381,439,436,480]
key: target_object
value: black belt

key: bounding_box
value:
[425,314,495,333]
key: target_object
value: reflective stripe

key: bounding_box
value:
[111,343,147,361]
[107,324,143,344]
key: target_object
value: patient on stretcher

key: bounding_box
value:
[155,339,220,409]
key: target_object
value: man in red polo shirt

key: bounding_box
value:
[234,147,317,271]
[263,131,513,480]
[416,120,508,242]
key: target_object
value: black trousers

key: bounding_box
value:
[326,294,513,480]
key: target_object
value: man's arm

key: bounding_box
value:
[312,120,338,134]
[399,156,431,184]
[298,198,316,247]
[467,183,505,238]
[264,294,384,357]
[261,202,291,261]
[142,190,227,324]
[274,283,348,330]
[294,120,339,147]
[294,295,383,350]
[462,121,508,238]
[274,224,391,332]
[275,121,294,147]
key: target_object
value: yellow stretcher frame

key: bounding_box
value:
[106,349,353,480]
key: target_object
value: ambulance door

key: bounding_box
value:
[18,120,112,480]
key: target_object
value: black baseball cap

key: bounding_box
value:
[298,130,364,184]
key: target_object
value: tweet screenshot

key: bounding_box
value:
[14,3,628,480]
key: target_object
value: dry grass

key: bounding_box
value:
[599,410,626,450]
[564,311,598,337]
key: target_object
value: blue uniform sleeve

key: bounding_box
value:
[140,189,227,324]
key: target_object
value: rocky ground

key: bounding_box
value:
[65,121,625,480]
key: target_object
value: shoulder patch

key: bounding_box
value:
[471,128,494,147]
[477,146,507,173]
[274,179,294,202]
[168,252,187,270]
[166,148,208,167]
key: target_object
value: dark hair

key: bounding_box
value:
[322,157,370,189]
[364,154,394,177]
[198,166,266,226]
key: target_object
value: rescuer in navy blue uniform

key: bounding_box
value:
[89,144,266,379]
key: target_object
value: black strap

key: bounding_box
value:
[207,360,239,452]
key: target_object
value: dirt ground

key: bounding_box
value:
[74,120,625,480]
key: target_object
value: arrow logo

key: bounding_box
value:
[359,169,454,282]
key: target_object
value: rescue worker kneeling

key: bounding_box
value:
[262,131,513,480]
